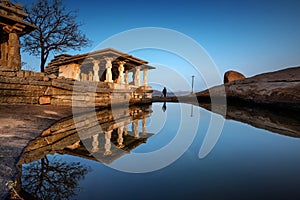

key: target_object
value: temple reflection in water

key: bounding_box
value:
[20,105,153,165]
[12,105,153,199]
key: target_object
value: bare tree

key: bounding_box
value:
[22,0,91,72]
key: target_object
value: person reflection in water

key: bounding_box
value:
[162,101,167,112]
[162,87,167,98]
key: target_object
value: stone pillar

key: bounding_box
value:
[117,61,126,84]
[104,130,112,155]
[143,69,148,86]
[88,71,93,81]
[117,127,125,148]
[124,70,129,84]
[91,134,99,153]
[81,73,87,81]
[132,120,140,139]
[134,67,140,86]
[92,59,100,82]
[124,125,128,136]
[142,117,147,136]
[75,65,81,81]
[104,57,113,83]
[7,32,21,70]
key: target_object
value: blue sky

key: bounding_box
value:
[19,0,300,91]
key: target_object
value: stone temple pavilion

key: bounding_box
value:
[45,48,155,88]
[45,48,155,105]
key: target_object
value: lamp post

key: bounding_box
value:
[191,75,195,94]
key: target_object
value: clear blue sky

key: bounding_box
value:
[19,0,300,91]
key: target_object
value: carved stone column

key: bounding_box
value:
[91,134,99,153]
[92,59,100,82]
[124,70,129,84]
[117,127,125,148]
[143,69,148,86]
[104,130,112,155]
[134,66,140,86]
[81,73,87,81]
[88,71,93,81]
[117,61,126,84]
[7,31,21,70]
[75,65,81,81]
[124,125,128,136]
[104,57,113,83]
[132,120,140,139]
[142,117,147,136]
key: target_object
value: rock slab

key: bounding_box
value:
[198,66,300,110]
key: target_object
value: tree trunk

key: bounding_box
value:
[40,51,45,72]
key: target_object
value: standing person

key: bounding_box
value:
[162,87,167,98]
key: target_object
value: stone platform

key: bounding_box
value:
[0,70,153,107]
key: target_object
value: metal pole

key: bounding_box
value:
[191,75,195,94]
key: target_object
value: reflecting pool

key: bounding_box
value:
[17,103,300,200]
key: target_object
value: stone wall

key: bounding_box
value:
[0,70,153,107]
[0,70,50,104]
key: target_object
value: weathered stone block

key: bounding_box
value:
[31,72,44,77]
[43,76,50,81]
[16,71,24,78]
[0,96,39,104]
[39,96,51,105]
[23,70,31,77]
[27,76,44,81]
[48,74,57,79]
[41,128,51,137]
[0,71,17,77]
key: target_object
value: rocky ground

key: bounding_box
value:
[0,105,72,199]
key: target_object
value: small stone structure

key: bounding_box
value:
[0,0,35,70]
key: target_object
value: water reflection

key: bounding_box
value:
[211,105,300,138]
[162,101,167,112]
[197,102,300,138]
[16,105,153,199]
[12,102,300,199]
[20,105,152,165]
[21,156,90,200]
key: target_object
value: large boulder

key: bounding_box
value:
[224,70,245,83]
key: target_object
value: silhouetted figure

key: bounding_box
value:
[162,101,167,112]
[162,87,167,98]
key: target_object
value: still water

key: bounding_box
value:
[19,103,300,200]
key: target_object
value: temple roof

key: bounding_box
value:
[45,48,155,75]
[0,1,36,35]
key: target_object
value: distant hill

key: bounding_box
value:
[152,89,190,97]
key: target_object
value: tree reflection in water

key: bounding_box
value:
[21,155,90,200]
